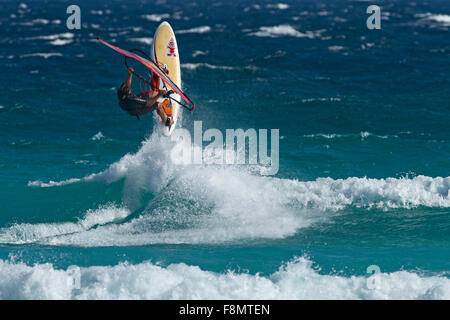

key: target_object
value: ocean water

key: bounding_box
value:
[1,0,450,299]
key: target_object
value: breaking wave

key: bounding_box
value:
[16,132,450,247]
[0,257,448,299]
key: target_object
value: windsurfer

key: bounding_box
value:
[117,67,174,126]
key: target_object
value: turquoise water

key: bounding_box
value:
[0,0,450,299]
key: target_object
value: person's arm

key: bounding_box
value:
[118,67,134,95]
[144,89,167,107]
[125,67,133,88]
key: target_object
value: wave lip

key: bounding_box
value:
[0,204,130,245]
[177,26,211,34]
[428,14,450,25]
[28,177,87,187]
[0,257,449,299]
[266,3,290,10]
[90,132,105,141]
[25,33,74,41]
[247,25,317,38]
[20,18,49,26]
[303,131,394,140]
[24,33,74,46]
[128,37,153,45]
[415,13,450,27]
[181,63,236,71]
[49,39,73,46]
[192,50,208,57]
[22,173,450,247]
[20,53,62,59]
[328,45,346,52]
[142,14,170,22]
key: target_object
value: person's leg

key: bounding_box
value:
[156,103,168,123]
[137,91,148,99]
[156,103,174,126]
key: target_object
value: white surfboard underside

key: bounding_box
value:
[151,21,181,136]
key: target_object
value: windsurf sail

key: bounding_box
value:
[97,37,195,111]
[123,48,155,93]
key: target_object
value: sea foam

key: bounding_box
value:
[0,204,130,245]
[0,257,448,299]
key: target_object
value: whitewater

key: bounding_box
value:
[0,256,449,300]
[1,128,449,299]
[6,131,449,246]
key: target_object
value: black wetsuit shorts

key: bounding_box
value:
[118,94,157,119]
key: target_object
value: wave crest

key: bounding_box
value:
[0,257,448,299]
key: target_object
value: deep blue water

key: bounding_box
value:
[0,0,449,299]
